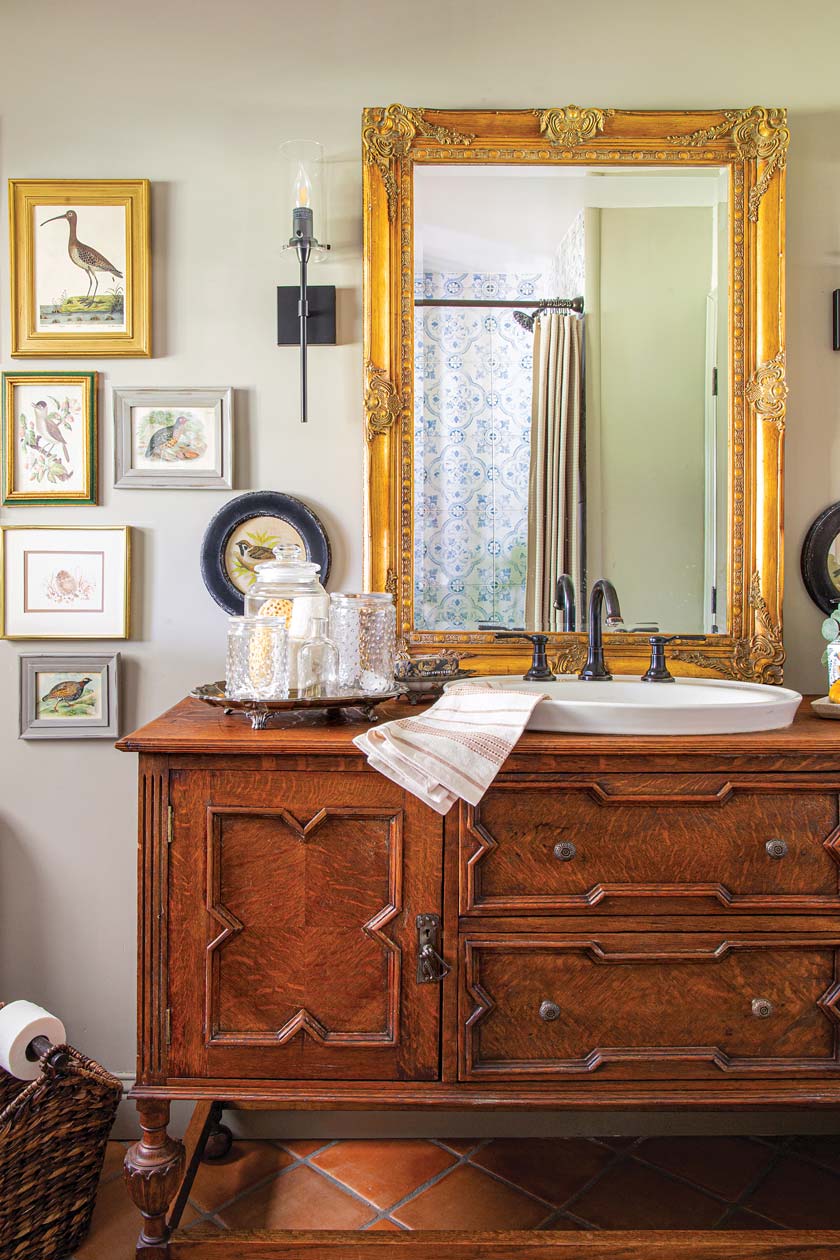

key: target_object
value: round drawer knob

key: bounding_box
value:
[765,838,788,859]
[539,1000,561,1023]
[553,841,577,862]
[751,997,774,1019]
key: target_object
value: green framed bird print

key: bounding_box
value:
[2,371,97,505]
[9,179,150,357]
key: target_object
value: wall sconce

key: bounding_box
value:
[277,140,335,423]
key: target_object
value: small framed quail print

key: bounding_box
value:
[2,371,97,505]
[9,179,151,358]
[19,652,120,739]
[0,525,130,639]
[113,387,233,488]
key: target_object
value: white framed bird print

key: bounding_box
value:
[2,371,97,505]
[113,386,233,488]
[0,525,130,639]
[8,179,150,357]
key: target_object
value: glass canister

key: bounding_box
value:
[330,593,396,692]
[244,544,329,690]
[226,617,289,700]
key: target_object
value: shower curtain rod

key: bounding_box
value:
[414,297,584,312]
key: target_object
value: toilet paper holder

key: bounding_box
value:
[26,1034,69,1072]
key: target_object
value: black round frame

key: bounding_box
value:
[801,501,840,614]
[200,490,332,616]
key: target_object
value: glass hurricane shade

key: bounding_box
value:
[279,139,325,244]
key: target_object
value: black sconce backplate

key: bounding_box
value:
[277,285,336,346]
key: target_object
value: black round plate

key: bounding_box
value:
[200,490,331,615]
[801,501,840,614]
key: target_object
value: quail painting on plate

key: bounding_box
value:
[9,179,151,357]
[2,371,97,505]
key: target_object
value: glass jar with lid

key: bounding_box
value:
[329,592,396,692]
[245,544,329,690]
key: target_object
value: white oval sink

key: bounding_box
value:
[449,675,802,735]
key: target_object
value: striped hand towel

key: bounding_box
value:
[352,681,547,815]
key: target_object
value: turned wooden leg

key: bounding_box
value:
[124,1100,185,1258]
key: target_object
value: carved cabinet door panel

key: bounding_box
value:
[165,768,443,1081]
[460,933,840,1081]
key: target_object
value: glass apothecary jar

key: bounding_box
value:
[298,618,339,698]
[245,544,329,689]
[330,592,396,692]
[226,617,289,700]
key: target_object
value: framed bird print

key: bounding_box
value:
[8,178,151,357]
[19,652,120,739]
[113,386,233,488]
[0,525,130,639]
[2,371,97,505]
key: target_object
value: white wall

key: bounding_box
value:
[2,0,840,1134]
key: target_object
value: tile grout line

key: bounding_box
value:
[711,1137,795,1230]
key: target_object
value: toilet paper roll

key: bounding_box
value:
[0,1000,66,1081]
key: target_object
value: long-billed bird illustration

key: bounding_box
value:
[145,415,189,460]
[41,677,92,709]
[33,400,69,463]
[40,209,123,306]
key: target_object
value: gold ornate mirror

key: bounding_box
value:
[363,106,787,680]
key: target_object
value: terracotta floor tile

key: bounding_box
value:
[437,1138,482,1155]
[744,1154,840,1228]
[636,1136,773,1200]
[788,1135,840,1174]
[570,1158,724,1229]
[367,1218,405,1230]
[393,1163,549,1230]
[721,1208,784,1230]
[277,1138,333,1157]
[220,1164,374,1230]
[98,1140,128,1183]
[311,1139,456,1209]
[190,1140,295,1212]
[472,1138,614,1206]
[73,1175,141,1259]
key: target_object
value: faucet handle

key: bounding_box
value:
[641,634,706,683]
[494,632,556,682]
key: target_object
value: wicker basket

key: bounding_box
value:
[0,1043,122,1260]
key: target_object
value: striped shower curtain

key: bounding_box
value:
[524,312,584,631]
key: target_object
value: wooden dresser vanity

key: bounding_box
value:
[118,697,840,1258]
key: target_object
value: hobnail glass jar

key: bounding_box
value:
[226,617,289,700]
[298,618,340,699]
[329,593,396,692]
[244,544,329,690]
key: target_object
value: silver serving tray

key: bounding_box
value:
[191,681,406,729]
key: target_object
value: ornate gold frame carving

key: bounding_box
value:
[363,107,787,682]
[746,352,788,433]
[535,106,614,147]
[365,360,401,442]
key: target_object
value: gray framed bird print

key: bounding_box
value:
[19,652,119,739]
[2,372,97,505]
[113,387,233,488]
[8,179,150,357]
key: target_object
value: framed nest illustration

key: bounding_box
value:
[2,371,97,505]
[113,386,233,488]
[0,525,130,639]
[9,178,151,357]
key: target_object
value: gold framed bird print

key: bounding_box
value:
[2,371,97,505]
[8,179,151,357]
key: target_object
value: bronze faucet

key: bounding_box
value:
[579,579,623,680]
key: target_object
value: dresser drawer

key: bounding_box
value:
[461,777,840,915]
[460,933,840,1080]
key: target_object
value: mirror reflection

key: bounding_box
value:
[413,164,729,635]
